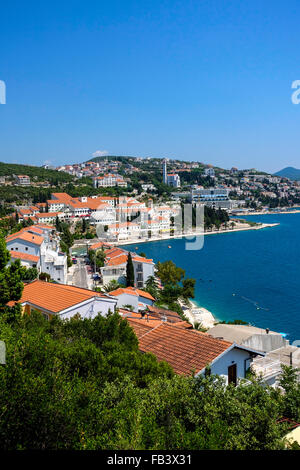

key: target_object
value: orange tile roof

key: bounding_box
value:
[89,241,111,250]
[35,212,60,218]
[127,320,232,376]
[125,287,155,301]
[132,255,153,264]
[51,192,74,203]
[109,287,138,297]
[146,305,182,323]
[6,231,44,246]
[105,254,128,266]
[8,280,114,314]
[10,251,39,263]
[122,313,162,334]
[109,287,154,301]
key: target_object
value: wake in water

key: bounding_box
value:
[232,293,269,311]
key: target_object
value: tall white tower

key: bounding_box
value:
[162,158,168,184]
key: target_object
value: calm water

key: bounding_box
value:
[125,213,300,342]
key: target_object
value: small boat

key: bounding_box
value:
[168,245,171,248]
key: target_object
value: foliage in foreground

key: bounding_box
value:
[0,311,300,450]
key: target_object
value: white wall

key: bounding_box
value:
[113,293,139,312]
[7,239,41,257]
[60,297,117,320]
[208,347,254,384]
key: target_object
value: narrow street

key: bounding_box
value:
[71,258,89,289]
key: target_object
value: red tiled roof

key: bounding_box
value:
[6,231,44,246]
[109,287,154,301]
[127,320,232,376]
[8,280,114,313]
[10,251,39,263]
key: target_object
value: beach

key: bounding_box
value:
[179,299,216,329]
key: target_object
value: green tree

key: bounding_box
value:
[156,260,185,286]
[0,237,24,316]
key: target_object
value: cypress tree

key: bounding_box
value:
[126,252,135,287]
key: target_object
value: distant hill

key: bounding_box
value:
[0,161,74,184]
[274,167,300,181]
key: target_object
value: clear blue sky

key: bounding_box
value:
[1,0,300,172]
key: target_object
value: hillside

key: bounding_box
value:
[0,162,75,184]
[274,167,300,181]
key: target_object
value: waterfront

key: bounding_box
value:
[125,213,300,343]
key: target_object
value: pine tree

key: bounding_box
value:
[126,252,135,287]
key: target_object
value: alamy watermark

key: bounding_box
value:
[0,80,6,104]
[94,200,204,251]
[291,80,300,104]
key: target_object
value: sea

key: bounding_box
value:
[124,213,300,343]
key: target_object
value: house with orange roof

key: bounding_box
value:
[15,175,30,186]
[8,280,117,321]
[109,286,155,312]
[126,318,265,384]
[101,247,154,288]
[10,250,40,269]
[6,225,68,284]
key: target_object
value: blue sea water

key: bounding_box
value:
[124,213,300,343]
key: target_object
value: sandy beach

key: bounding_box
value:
[179,299,216,330]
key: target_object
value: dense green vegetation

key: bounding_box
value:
[0,238,299,450]
[88,248,106,272]
[152,260,196,316]
[0,162,74,184]
[0,309,299,449]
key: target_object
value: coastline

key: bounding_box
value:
[179,299,216,330]
[233,209,300,216]
[119,221,279,329]
[117,222,279,246]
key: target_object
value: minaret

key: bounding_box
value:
[163,158,168,184]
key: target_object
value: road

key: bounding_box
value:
[72,259,89,289]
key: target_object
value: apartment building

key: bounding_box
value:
[93,173,127,188]
[15,175,31,185]
[109,286,155,312]
[100,246,154,288]
[6,225,68,283]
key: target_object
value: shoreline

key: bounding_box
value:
[179,299,217,330]
[117,222,279,246]
[233,209,300,216]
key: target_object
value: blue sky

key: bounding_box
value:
[1,0,300,172]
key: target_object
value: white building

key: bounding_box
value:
[109,287,155,312]
[6,225,68,284]
[10,280,117,321]
[167,173,181,188]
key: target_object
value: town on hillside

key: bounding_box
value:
[1,157,299,394]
